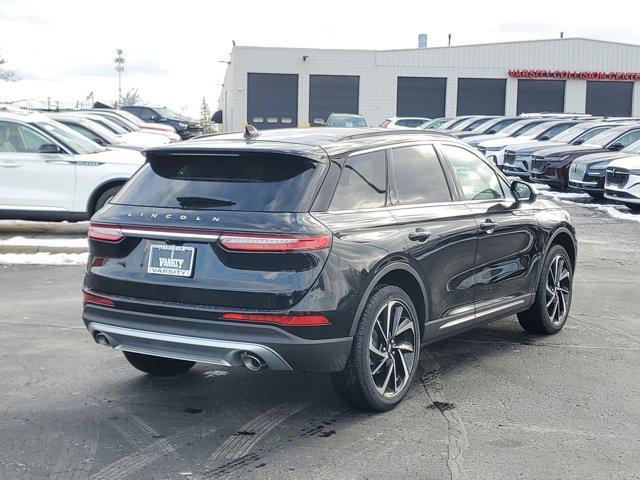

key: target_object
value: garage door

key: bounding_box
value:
[586,81,633,117]
[247,73,298,130]
[396,77,447,118]
[517,79,565,114]
[457,78,506,115]
[309,75,359,126]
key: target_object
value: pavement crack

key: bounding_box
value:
[420,351,468,480]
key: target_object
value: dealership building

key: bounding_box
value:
[218,37,640,131]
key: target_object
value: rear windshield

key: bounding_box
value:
[112,152,319,212]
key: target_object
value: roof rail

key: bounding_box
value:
[340,128,455,142]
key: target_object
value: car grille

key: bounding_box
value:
[569,162,587,181]
[606,168,630,188]
[504,151,516,165]
[531,158,546,172]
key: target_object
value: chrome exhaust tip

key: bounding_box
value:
[94,332,111,347]
[241,351,266,371]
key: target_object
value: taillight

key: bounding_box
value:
[88,223,123,242]
[221,312,330,326]
[219,233,331,252]
[83,291,115,307]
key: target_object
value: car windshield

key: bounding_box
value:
[508,121,544,137]
[99,114,140,132]
[155,107,182,119]
[90,116,128,135]
[526,122,566,138]
[114,110,144,125]
[552,124,595,143]
[34,121,104,154]
[462,118,493,131]
[329,116,366,127]
[586,128,629,147]
[481,118,519,133]
[622,139,640,154]
[66,119,121,144]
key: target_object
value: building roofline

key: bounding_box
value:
[233,37,640,55]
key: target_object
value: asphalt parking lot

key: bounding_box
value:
[1,194,639,480]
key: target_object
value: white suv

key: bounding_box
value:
[604,155,640,211]
[0,111,144,221]
[379,117,430,129]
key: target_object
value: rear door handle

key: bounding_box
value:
[0,161,21,168]
[479,219,497,234]
[408,228,431,242]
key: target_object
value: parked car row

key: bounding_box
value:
[429,113,640,211]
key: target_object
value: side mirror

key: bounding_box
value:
[608,142,624,151]
[487,129,497,134]
[511,180,537,203]
[539,135,550,141]
[93,137,106,146]
[573,138,585,145]
[39,144,62,154]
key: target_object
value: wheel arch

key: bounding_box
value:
[547,226,577,271]
[350,262,428,339]
[87,178,128,215]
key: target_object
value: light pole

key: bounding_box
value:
[114,49,125,105]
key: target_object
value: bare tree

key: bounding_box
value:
[0,55,17,81]
[120,88,142,106]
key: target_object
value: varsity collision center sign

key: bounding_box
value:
[509,69,640,81]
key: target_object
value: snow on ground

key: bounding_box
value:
[0,252,88,265]
[0,236,87,248]
[591,204,640,223]
[538,189,591,201]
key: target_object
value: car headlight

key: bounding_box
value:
[588,161,609,172]
[629,169,640,175]
[178,122,188,128]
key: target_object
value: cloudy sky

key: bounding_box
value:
[1,0,639,117]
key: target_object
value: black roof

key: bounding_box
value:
[150,127,456,160]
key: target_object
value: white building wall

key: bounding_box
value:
[220,38,640,132]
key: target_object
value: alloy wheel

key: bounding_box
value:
[368,300,417,398]
[546,255,571,325]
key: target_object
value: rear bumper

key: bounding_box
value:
[83,304,352,372]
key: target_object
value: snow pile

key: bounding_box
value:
[0,236,87,248]
[0,252,88,265]
[539,190,591,201]
[592,205,640,223]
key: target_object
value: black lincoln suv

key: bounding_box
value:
[83,127,577,411]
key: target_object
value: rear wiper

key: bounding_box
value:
[176,196,236,209]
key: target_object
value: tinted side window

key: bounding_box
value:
[392,145,451,205]
[614,129,640,148]
[576,127,608,143]
[136,108,154,121]
[330,151,386,211]
[542,123,572,138]
[440,145,504,201]
[405,119,424,128]
[0,122,52,153]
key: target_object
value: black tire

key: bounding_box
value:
[94,185,122,214]
[332,285,421,412]
[624,203,640,212]
[123,351,196,377]
[587,191,605,200]
[518,245,573,335]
